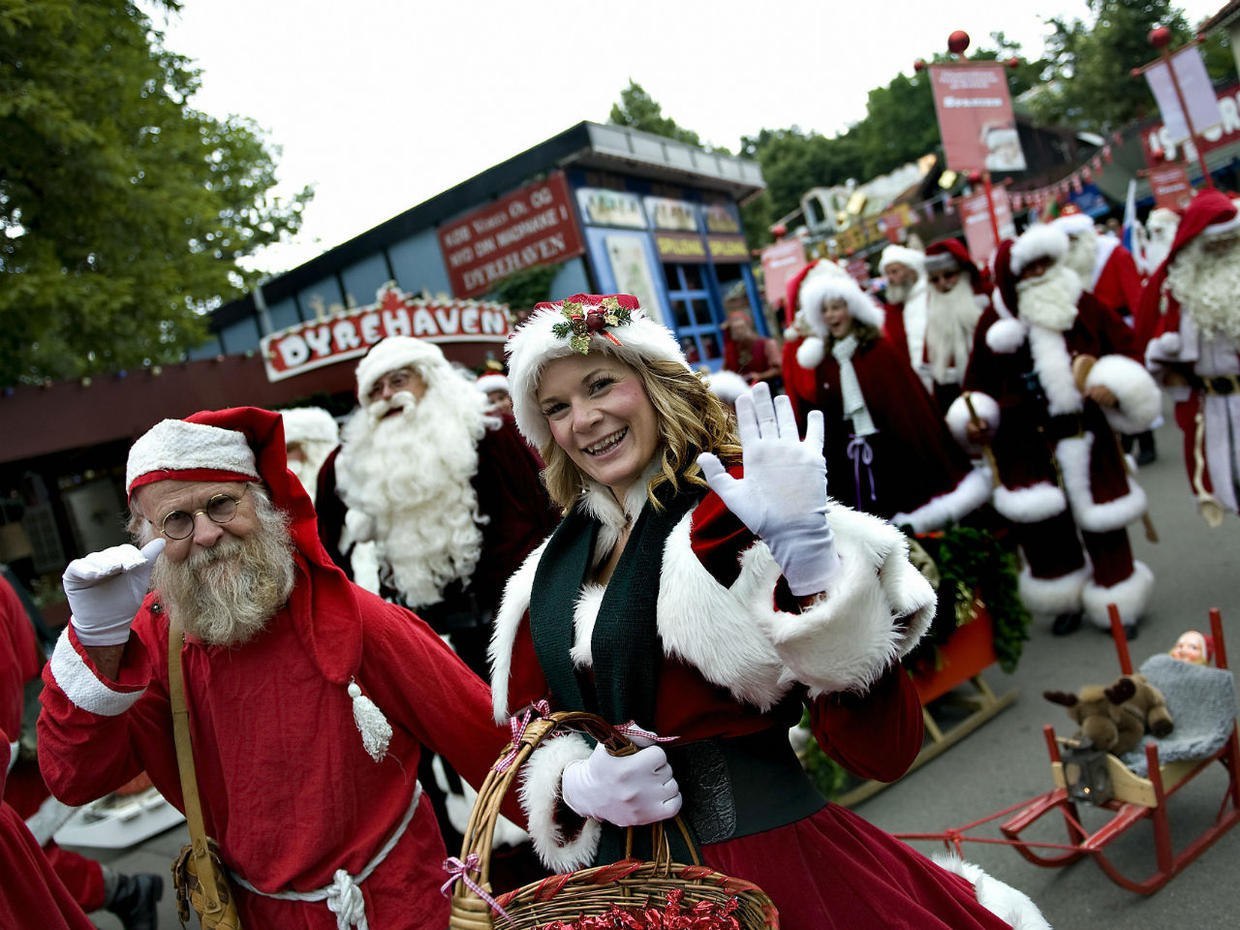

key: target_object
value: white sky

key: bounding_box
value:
[148,0,1225,274]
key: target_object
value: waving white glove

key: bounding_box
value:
[561,743,682,827]
[63,539,165,646]
[698,382,840,596]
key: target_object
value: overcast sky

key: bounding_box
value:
[148,0,1225,274]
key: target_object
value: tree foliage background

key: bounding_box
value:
[0,0,311,386]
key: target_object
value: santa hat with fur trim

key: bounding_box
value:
[985,239,1027,354]
[475,372,511,395]
[354,335,451,404]
[1052,205,1095,237]
[794,274,885,370]
[279,406,339,446]
[126,407,392,761]
[878,244,925,275]
[1136,188,1240,355]
[783,258,850,327]
[925,237,985,291]
[505,294,687,449]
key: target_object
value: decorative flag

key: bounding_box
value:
[1122,177,1144,269]
[1102,145,1113,163]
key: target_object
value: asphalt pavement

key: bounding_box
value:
[71,403,1240,929]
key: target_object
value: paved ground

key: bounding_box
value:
[70,406,1240,928]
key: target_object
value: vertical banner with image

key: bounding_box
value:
[929,63,1026,173]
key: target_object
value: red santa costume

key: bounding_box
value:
[878,243,928,367]
[919,239,993,413]
[1139,189,1240,525]
[490,295,1048,929]
[783,273,991,533]
[1054,208,1144,322]
[952,227,1160,632]
[38,408,513,929]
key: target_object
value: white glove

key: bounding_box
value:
[561,743,682,827]
[63,539,165,646]
[698,382,840,596]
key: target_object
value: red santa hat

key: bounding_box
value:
[1052,204,1095,237]
[125,408,391,758]
[783,258,847,328]
[794,274,886,369]
[475,372,511,395]
[925,237,985,292]
[878,244,925,275]
[1136,188,1240,354]
[354,335,449,404]
[505,293,687,449]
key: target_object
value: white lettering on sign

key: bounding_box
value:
[1147,85,1240,161]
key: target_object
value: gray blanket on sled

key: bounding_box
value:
[1118,653,1238,777]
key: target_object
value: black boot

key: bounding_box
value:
[106,872,162,930]
[1051,612,1083,636]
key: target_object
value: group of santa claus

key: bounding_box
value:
[776,188,1240,640]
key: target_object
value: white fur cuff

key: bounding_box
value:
[892,466,993,533]
[992,481,1067,523]
[48,629,146,717]
[932,853,1052,930]
[1085,355,1161,435]
[1017,564,1088,616]
[1082,561,1153,629]
[518,733,600,873]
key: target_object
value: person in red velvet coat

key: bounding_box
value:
[951,226,1161,637]
[782,273,991,535]
[488,292,1049,930]
[877,243,928,367]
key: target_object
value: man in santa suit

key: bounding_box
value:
[783,272,991,534]
[1136,206,1181,278]
[877,243,927,367]
[918,238,993,414]
[316,336,559,677]
[952,226,1161,636]
[278,405,339,503]
[1139,188,1240,527]
[36,408,515,929]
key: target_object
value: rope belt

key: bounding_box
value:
[230,780,423,930]
[846,434,877,510]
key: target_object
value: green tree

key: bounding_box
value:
[608,80,703,147]
[0,0,311,385]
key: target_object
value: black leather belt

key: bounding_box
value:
[1045,412,1085,442]
[1188,373,1240,396]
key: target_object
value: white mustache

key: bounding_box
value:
[366,391,417,423]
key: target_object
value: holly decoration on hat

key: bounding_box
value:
[552,296,632,354]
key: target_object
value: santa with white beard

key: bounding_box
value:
[918,238,992,413]
[1053,207,1144,322]
[951,225,1161,636]
[1137,207,1181,277]
[877,244,927,368]
[278,406,339,502]
[316,336,559,676]
[1140,189,1240,526]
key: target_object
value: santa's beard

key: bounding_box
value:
[285,440,336,503]
[336,375,489,609]
[1167,238,1240,342]
[1061,231,1097,284]
[924,277,984,382]
[885,280,913,305]
[150,492,295,647]
[1017,263,1082,332]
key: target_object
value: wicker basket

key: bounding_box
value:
[448,710,779,929]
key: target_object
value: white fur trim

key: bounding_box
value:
[475,373,510,395]
[1052,213,1094,237]
[749,505,936,697]
[992,481,1067,523]
[518,733,600,872]
[945,392,1000,449]
[1084,355,1161,434]
[985,318,1026,354]
[932,853,1052,930]
[1011,225,1069,276]
[279,407,339,445]
[796,336,826,370]
[1026,326,1081,415]
[879,245,925,274]
[1018,563,1088,616]
[798,275,884,332]
[433,755,528,847]
[1204,214,1240,238]
[903,286,927,368]
[506,301,686,449]
[126,419,258,493]
[354,336,449,403]
[704,369,750,405]
[1082,560,1153,629]
[1056,434,1147,533]
[1147,330,1183,363]
[490,536,552,723]
[48,629,146,717]
[891,466,993,533]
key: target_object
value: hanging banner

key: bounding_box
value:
[438,172,585,299]
[1143,45,1223,145]
[1143,81,1240,165]
[959,188,1016,269]
[1147,162,1194,211]
[929,63,1027,173]
[260,284,511,382]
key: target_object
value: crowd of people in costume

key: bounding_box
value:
[4,185,1240,929]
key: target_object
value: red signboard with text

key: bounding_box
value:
[438,172,585,299]
[929,63,1026,173]
[958,189,1016,270]
[1147,162,1194,211]
[759,239,807,318]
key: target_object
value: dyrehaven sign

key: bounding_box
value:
[260,283,511,382]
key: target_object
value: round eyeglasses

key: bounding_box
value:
[159,487,249,540]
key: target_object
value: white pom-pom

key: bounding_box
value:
[349,679,392,763]
[796,336,825,369]
[1155,331,1182,356]
[986,318,1026,354]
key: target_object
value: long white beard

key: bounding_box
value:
[886,280,913,305]
[1062,231,1097,285]
[924,279,984,383]
[1017,263,1082,333]
[151,495,296,647]
[336,378,488,608]
[1167,240,1240,342]
[285,440,336,503]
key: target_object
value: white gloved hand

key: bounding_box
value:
[63,539,166,646]
[698,382,840,596]
[561,743,682,827]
